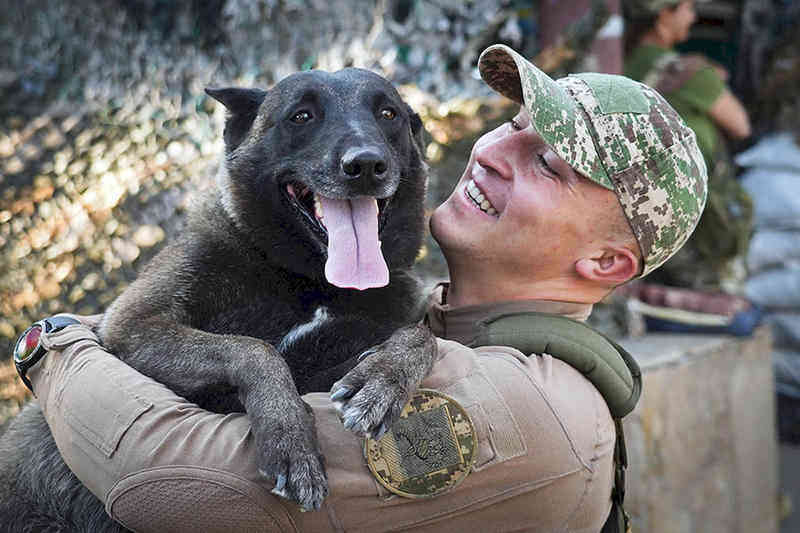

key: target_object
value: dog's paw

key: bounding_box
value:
[255,405,328,511]
[330,323,436,440]
[330,371,408,440]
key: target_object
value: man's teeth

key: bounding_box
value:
[466,179,497,216]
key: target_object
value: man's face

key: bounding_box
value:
[430,107,623,282]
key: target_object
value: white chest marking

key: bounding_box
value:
[278,306,332,353]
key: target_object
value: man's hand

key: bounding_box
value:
[330,323,437,440]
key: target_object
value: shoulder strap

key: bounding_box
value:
[470,311,638,532]
[472,311,642,418]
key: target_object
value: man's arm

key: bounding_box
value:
[29,317,615,533]
[30,316,298,531]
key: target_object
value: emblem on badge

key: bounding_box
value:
[364,389,476,498]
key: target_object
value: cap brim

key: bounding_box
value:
[478,44,612,190]
[479,44,573,118]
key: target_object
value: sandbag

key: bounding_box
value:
[766,313,800,350]
[735,132,800,172]
[745,265,800,309]
[740,169,800,230]
[747,230,800,273]
[774,350,800,399]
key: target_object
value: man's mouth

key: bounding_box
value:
[464,179,498,217]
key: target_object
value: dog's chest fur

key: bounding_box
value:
[163,218,422,394]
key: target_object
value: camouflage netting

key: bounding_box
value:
[0,0,526,421]
[0,0,612,422]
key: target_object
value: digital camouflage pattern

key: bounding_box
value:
[478,44,707,276]
[364,389,476,499]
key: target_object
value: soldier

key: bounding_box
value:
[17,44,706,532]
[623,0,752,291]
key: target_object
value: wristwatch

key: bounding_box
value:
[13,316,80,392]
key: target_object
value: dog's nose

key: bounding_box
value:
[341,147,388,181]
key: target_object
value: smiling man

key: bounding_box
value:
[12,44,706,533]
[431,108,641,308]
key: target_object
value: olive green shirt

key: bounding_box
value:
[624,44,725,166]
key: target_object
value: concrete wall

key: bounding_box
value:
[620,327,778,533]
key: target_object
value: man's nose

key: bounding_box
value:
[474,135,514,181]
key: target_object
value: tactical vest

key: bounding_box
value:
[470,311,641,533]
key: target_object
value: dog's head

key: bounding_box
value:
[206,69,426,290]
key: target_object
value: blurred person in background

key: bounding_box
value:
[624,0,753,294]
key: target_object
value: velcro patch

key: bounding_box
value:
[574,73,650,115]
[364,389,476,499]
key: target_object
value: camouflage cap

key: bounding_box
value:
[478,44,707,276]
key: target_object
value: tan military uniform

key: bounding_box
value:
[30,290,615,533]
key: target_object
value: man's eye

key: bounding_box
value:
[290,110,313,124]
[509,118,522,131]
[538,154,560,177]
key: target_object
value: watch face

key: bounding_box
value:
[14,324,43,363]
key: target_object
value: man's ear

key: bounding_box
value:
[575,247,640,286]
[205,87,267,150]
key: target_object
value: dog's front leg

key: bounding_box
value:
[329,322,437,439]
[228,338,329,510]
[101,320,328,510]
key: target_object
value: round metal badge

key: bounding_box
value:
[364,388,476,499]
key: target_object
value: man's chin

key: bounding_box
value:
[429,204,448,246]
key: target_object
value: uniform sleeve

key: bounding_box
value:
[29,322,616,533]
[675,64,725,113]
[30,321,299,533]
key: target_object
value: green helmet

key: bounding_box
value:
[478,44,707,277]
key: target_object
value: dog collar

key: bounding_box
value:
[13,316,80,393]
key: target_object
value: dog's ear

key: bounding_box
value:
[205,87,267,150]
[404,104,425,155]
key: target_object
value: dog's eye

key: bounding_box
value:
[290,110,313,124]
[380,107,397,121]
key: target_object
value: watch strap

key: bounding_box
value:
[14,316,81,392]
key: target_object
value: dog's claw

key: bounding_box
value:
[330,386,352,402]
[357,346,379,362]
[251,393,328,511]
[374,420,389,441]
[264,451,327,510]
[342,410,359,430]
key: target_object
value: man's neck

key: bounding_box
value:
[445,272,605,308]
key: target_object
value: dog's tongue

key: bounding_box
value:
[319,196,389,290]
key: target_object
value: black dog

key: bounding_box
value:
[0,68,437,532]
